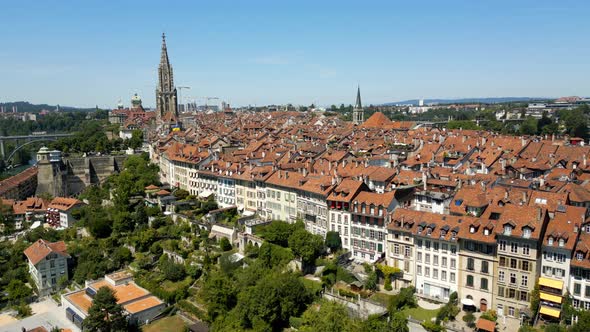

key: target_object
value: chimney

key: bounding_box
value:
[422,172,427,191]
[537,207,542,221]
[584,154,587,167]
[522,191,527,204]
[539,178,545,188]
[574,223,579,234]
[285,171,289,179]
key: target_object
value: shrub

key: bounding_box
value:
[421,321,445,332]
[384,275,392,291]
[481,309,498,322]
[462,311,476,328]
[219,237,232,251]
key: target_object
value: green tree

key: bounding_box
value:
[388,286,417,312]
[200,273,238,322]
[83,287,128,332]
[159,256,186,282]
[543,323,565,332]
[299,300,359,332]
[462,311,476,328]
[365,271,378,291]
[258,221,296,247]
[571,309,590,332]
[520,117,538,135]
[219,237,232,251]
[128,129,143,149]
[530,281,540,317]
[288,228,324,265]
[390,311,409,332]
[4,279,32,302]
[324,231,342,252]
[518,326,539,332]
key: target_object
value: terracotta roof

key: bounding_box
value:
[476,318,496,332]
[145,184,159,190]
[361,112,392,128]
[156,189,171,196]
[48,197,83,211]
[24,239,68,265]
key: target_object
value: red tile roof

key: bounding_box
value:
[24,239,68,265]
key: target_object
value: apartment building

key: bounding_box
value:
[24,239,69,296]
[350,190,409,262]
[458,217,497,312]
[386,209,417,290]
[494,205,548,320]
[327,179,368,251]
[413,214,461,302]
[265,170,302,222]
[297,175,334,237]
[571,232,590,310]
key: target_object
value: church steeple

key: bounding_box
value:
[352,85,364,125]
[156,33,179,130]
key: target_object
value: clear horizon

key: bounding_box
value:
[0,0,589,109]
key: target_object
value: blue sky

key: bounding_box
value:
[0,0,588,108]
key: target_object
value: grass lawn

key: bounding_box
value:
[142,315,186,332]
[402,306,439,322]
[370,292,394,306]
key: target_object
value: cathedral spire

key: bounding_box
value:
[160,33,170,67]
[355,85,362,109]
[352,85,364,125]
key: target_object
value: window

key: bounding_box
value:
[510,273,516,285]
[510,258,517,269]
[405,246,411,258]
[417,265,422,275]
[585,286,590,298]
[481,278,488,290]
[520,291,528,302]
[442,271,447,281]
[425,267,430,277]
[499,240,507,251]
[508,306,515,317]
[522,244,530,256]
[521,275,528,287]
[451,258,456,269]
[467,258,475,271]
[508,289,516,299]
[394,244,400,255]
[426,254,431,264]
[50,260,55,268]
[417,239,423,247]
[433,255,439,266]
[417,252,422,262]
[522,261,529,272]
[499,256,506,267]
[434,242,439,251]
[511,242,518,253]
[504,226,512,236]
[548,237,554,246]
[523,228,531,239]
[481,261,489,274]
[450,272,456,283]
[442,243,448,252]
[577,252,584,261]
[575,283,582,296]
[467,275,474,287]
[425,241,431,250]
[442,257,448,267]
[433,269,438,279]
[498,286,505,297]
[499,271,505,282]
[559,239,565,247]
[451,245,457,254]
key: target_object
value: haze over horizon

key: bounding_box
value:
[1,0,589,109]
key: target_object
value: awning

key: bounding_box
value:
[539,277,563,290]
[540,292,563,304]
[539,306,561,318]
[199,190,213,198]
[461,298,476,306]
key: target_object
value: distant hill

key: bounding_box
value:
[0,101,96,113]
[384,97,552,106]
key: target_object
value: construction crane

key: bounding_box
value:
[177,86,191,112]
[198,97,219,111]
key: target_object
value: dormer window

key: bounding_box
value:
[470,226,476,234]
[523,227,531,239]
[417,226,423,234]
[484,228,490,236]
[370,205,375,215]
[559,239,565,247]
[504,225,512,236]
[427,228,432,235]
[548,237,554,246]
[451,231,457,239]
[577,252,584,261]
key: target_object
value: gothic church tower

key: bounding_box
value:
[352,86,364,125]
[156,33,178,127]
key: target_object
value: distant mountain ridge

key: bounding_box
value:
[0,101,96,113]
[383,97,552,106]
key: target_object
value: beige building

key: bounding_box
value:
[493,205,548,320]
[24,239,69,296]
